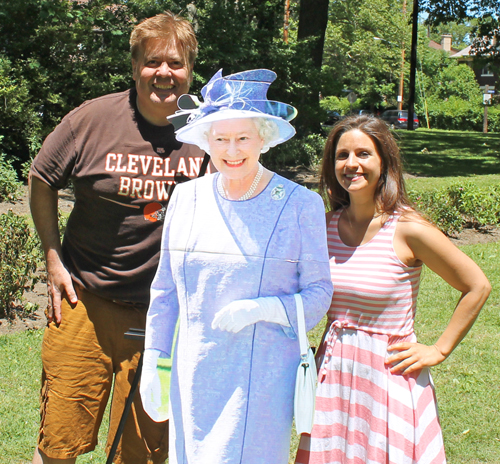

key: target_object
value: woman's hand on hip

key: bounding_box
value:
[386,342,446,375]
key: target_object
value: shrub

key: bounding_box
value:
[409,182,500,235]
[486,105,500,133]
[319,96,351,116]
[410,189,464,235]
[0,151,22,201]
[423,97,484,132]
[262,134,326,170]
[447,182,498,228]
[0,211,41,318]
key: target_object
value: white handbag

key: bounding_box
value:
[293,293,317,435]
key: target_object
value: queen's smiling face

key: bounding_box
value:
[207,118,265,185]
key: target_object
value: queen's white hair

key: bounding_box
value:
[197,117,280,154]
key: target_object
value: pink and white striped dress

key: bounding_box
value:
[296,210,446,464]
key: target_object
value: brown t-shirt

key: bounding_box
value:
[31,89,210,305]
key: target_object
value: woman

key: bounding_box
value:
[140,69,334,464]
[296,115,491,463]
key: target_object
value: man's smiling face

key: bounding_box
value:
[132,38,191,126]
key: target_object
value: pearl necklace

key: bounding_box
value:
[217,163,264,201]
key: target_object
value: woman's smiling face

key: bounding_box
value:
[334,129,382,198]
[207,118,264,183]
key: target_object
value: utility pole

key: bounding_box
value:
[284,0,290,44]
[407,0,418,130]
[483,85,490,133]
[398,0,407,111]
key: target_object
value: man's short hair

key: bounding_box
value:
[130,11,198,72]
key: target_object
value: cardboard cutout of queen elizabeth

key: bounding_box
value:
[140,68,333,463]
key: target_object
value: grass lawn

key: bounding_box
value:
[416,242,500,463]
[406,173,500,193]
[398,129,500,178]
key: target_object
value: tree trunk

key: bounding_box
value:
[295,0,330,135]
[297,0,330,68]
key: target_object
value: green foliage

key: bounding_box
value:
[0,0,331,165]
[0,150,22,201]
[422,0,499,61]
[447,182,499,227]
[427,20,475,49]
[433,63,482,102]
[192,0,325,135]
[0,0,179,168]
[410,189,464,235]
[486,105,500,133]
[261,134,326,170]
[409,182,500,235]
[0,55,42,170]
[0,211,41,318]
[424,96,484,131]
[320,96,352,115]
[414,36,487,132]
[322,0,409,111]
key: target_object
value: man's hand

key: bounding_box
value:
[29,176,78,324]
[45,259,78,324]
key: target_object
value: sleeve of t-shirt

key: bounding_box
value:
[30,113,78,190]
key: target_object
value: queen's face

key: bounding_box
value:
[207,118,264,183]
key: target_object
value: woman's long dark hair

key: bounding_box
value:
[320,115,412,215]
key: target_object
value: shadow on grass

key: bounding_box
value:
[397,130,500,177]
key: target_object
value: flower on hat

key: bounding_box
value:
[168,69,297,153]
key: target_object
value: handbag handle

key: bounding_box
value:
[294,293,309,358]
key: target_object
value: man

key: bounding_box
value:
[30,12,208,464]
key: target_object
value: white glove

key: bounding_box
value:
[140,348,163,422]
[211,296,290,333]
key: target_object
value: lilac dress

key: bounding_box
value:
[145,172,333,464]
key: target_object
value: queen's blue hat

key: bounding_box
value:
[168,69,297,151]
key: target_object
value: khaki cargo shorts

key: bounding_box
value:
[37,285,168,463]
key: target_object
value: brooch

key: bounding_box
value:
[271,185,285,200]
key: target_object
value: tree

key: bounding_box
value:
[321,0,411,111]
[421,0,500,60]
[0,0,180,167]
[427,20,475,49]
[0,55,42,170]
[188,0,327,136]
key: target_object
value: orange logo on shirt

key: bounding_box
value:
[144,202,166,222]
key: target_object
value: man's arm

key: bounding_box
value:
[29,176,78,323]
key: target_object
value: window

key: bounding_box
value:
[481,64,494,77]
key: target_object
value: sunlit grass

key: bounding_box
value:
[398,128,500,178]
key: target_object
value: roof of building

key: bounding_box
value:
[428,39,460,54]
[450,45,472,58]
